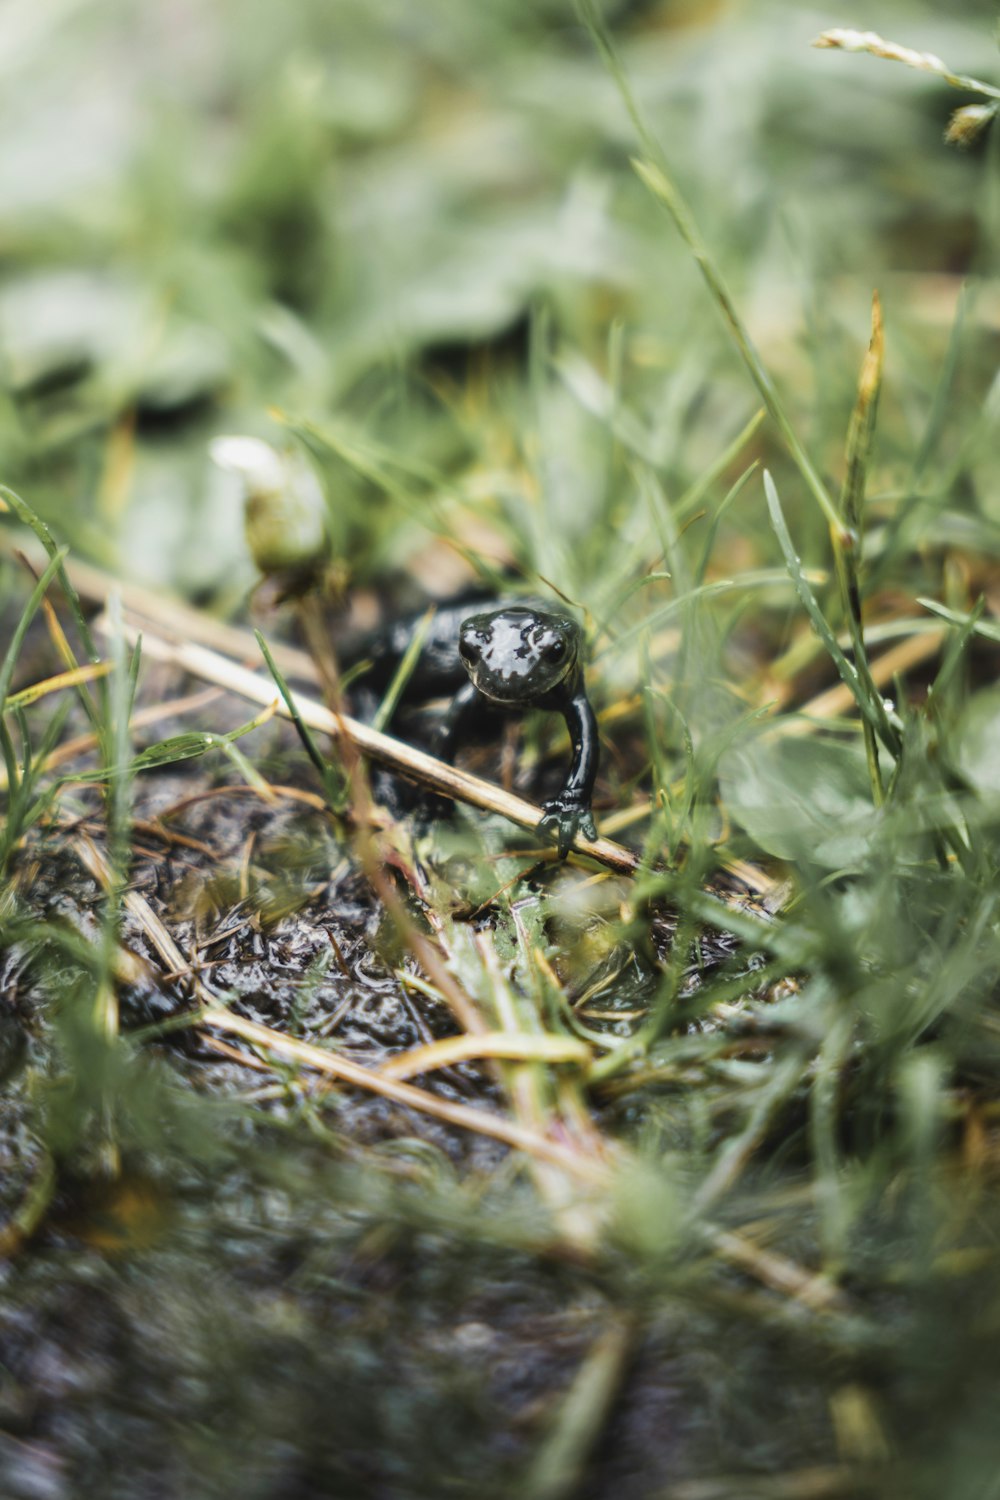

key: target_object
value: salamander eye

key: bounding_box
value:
[544,638,567,662]
[459,635,480,664]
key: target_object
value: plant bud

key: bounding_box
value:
[945,104,996,149]
[210,436,328,579]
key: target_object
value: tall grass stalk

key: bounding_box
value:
[575,0,906,808]
[0,549,70,881]
[836,294,886,804]
[574,0,843,535]
[764,472,900,756]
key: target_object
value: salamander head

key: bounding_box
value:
[457,606,580,707]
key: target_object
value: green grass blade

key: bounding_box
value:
[371,606,435,734]
[918,598,1000,643]
[0,547,69,713]
[0,486,100,667]
[764,471,900,756]
[256,630,347,809]
[574,0,844,535]
[834,293,885,803]
[631,157,844,536]
[926,597,986,704]
[676,408,765,523]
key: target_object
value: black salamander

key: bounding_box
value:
[354,600,598,857]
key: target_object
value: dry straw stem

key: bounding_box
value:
[2,661,113,714]
[109,618,646,878]
[1,529,319,682]
[200,1008,607,1180]
[378,1031,591,1081]
[708,1229,848,1315]
[840,293,883,542]
[814,29,1000,101]
[664,1463,871,1500]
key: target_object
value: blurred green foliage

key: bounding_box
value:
[1,0,996,599]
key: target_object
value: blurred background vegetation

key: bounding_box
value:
[3,0,997,600]
[5,1,1000,1497]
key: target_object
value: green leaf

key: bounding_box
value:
[954,687,1000,795]
[719,734,879,867]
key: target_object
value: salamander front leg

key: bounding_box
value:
[537,687,599,858]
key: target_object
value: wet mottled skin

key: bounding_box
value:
[452,606,598,856]
[360,601,599,856]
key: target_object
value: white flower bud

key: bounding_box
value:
[210,436,328,578]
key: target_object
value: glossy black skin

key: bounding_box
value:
[453,606,598,855]
[356,600,598,857]
[353,599,491,699]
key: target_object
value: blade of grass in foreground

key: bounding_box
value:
[65,708,279,799]
[0,486,102,674]
[834,292,886,804]
[2,662,113,714]
[0,548,69,713]
[764,471,901,759]
[0,551,73,879]
[256,630,348,810]
[919,598,1000,644]
[371,606,435,734]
